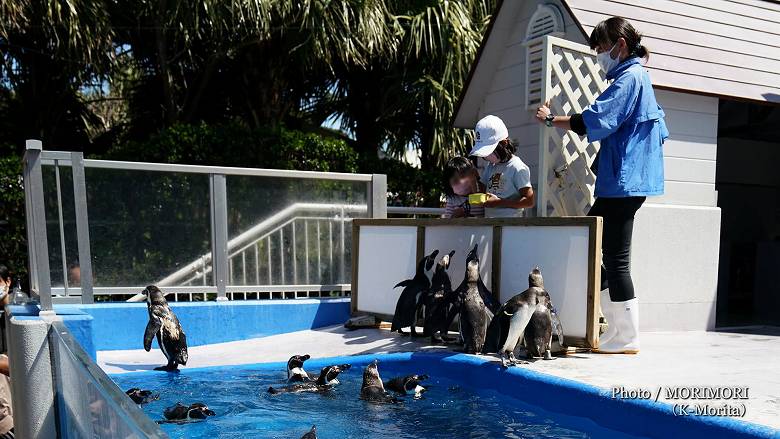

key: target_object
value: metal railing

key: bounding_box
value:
[22,141,387,309]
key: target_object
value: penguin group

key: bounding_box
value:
[390,245,565,366]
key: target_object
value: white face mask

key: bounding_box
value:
[596,43,619,74]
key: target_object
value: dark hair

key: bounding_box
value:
[443,156,477,196]
[588,17,649,60]
[0,265,10,283]
[493,138,515,163]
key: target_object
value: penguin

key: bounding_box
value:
[162,402,215,422]
[142,285,188,371]
[286,354,312,383]
[391,249,439,337]
[301,425,318,439]
[458,245,491,354]
[359,360,398,403]
[443,244,499,345]
[268,364,351,394]
[384,374,429,397]
[422,250,455,343]
[484,267,559,367]
[125,388,159,405]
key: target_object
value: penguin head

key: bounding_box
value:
[186,403,215,419]
[362,360,383,388]
[529,267,544,288]
[142,285,166,305]
[287,354,311,372]
[404,374,429,390]
[466,244,479,264]
[438,250,456,270]
[425,250,439,271]
[317,364,350,385]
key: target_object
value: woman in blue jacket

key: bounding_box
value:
[535,17,667,354]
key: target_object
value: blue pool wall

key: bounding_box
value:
[8,298,351,359]
[134,352,778,439]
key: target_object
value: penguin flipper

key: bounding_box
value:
[175,331,189,365]
[144,319,160,352]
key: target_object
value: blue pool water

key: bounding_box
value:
[112,360,635,439]
[110,353,776,439]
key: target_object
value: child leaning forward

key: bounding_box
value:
[442,156,486,218]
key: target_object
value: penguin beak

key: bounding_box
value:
[302,354,311,361]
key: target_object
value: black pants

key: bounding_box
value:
[587,196,645,302]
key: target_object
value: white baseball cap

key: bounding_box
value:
[469,115,509,157]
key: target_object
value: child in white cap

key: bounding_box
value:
[469,115,535,217]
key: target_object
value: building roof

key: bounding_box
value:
[454,0,780,128]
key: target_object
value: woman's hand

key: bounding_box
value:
[482,193,502,208]
[451,207,466,218]
[535,101,551,123]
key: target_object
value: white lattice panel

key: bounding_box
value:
[537,36,608,217]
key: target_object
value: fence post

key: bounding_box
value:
[536,36,553,218]
[71,152,95,304]
[23,140,53,311]
[369,174,387,219]
[210,174,229,301]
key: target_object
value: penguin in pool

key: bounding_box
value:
[484,267,562,367]
[267,364,351,394]
[422,250,456,343]
[142,285,188,371]
[384,374,429,397]
[161,402,215,422]
[125,388,159,405]
[300,425,317,439]
[391,249,439,337]
[457,244,492,354]
[360,360,398,403]
[286,354,312,383]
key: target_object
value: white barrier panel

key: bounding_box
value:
[500,226,590,341]
[352,218,602,348]
[424,226,493,290]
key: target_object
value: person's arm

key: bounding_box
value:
[0,356,9,377]
[484,187,534,209]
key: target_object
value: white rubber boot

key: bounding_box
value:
[598,289,618,345]
[594,298,639,354]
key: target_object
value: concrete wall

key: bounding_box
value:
[632,204,721,331]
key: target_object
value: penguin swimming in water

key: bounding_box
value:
[423,250,456,343]
[125,388,159,405]
[162,402,215,422]
[360,360,398,403]
[300,425,318,439]
[458,245,491,354]
[384,374,429,397]
[484,267,561,367]
[268,364,351,394]
[286,354,312,383]
[142,285,188,371]
[391,249,439,337]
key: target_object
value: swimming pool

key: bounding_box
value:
[110,352,778,439]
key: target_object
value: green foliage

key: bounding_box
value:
[0,150,27,278]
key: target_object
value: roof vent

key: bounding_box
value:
[525,4,564,41]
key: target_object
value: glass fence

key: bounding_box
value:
[48,321,167,438]
[23,143,386,308]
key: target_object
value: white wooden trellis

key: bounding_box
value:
[531,35,609,217]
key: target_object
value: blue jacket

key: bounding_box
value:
[582,57,668,197]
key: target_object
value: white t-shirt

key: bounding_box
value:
[480,155,532,218]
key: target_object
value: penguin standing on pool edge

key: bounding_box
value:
[143,285,188,371]
[458,244,491,354]
[391,249,439,337]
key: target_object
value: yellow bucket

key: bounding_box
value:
[468,193,488,205]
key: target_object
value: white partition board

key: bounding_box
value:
[424,226,493,290]
[500,226,590,339]
[356,225,417,315]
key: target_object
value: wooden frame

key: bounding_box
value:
[351,216,603,348]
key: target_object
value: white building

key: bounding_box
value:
[454,0,780,331]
